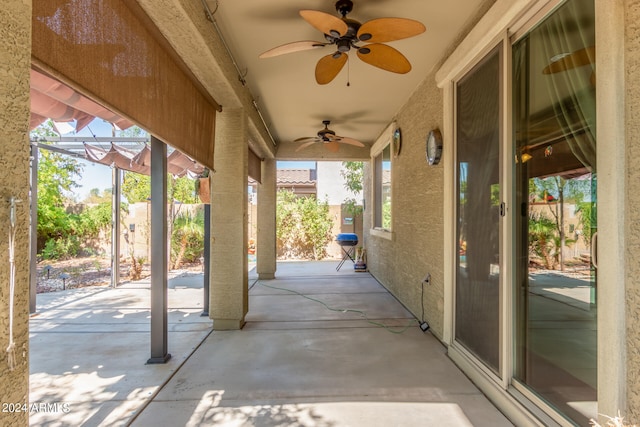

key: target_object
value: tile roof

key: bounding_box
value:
[277,169,315,185]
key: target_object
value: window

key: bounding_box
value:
[374,142,392,230]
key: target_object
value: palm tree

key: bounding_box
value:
[171,210,204,269]
[529,212,556,269]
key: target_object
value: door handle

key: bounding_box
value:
[590,231,598,269]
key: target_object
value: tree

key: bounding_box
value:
[122,172,198,204]
[36,152,120,259]
[170,175,199,205]
[31,120,124,259]
[530,175,591,270]
[576,201,596,247]
[36,146,85,256]
[341,161,364,194]
[529,212,559,269]
[341,161,364,231]
[122,173,151,203]
[115,124,147,138]
[171,209,204,269]
[83,188,112,204]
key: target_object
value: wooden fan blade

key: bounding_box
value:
[357,18,425,43]
[357,44,411,74]
[259,41,327,58]
[294,137,319,143]
[296,141,319,152]
[335,136,365,147]
[326,140,340,152]
[300,10,348,37]
[315,52,348,84]
[542,46,595,74]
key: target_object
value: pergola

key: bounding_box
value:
[29,132,212,364]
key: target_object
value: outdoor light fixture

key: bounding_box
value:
[59,273,70,290]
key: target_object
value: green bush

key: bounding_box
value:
[38,202,116,260]
[42,235,81,260]
[78,202,112,237]
[276,190,334,260]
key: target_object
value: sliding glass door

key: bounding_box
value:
[513,0,597,424]
[452,0,597,424]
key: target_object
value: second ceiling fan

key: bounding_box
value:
[295,120,365,152]
[259,0,426,84]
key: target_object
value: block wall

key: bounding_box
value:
[364,74,445,338]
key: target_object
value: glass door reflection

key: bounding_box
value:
[513,0,597,424]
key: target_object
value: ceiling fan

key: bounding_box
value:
[542,46,595,84]
[295,120,365,152]
[259,0,426,85]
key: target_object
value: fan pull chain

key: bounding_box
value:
[347,55,350,87]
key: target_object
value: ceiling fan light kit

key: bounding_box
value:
[259,0,426,85]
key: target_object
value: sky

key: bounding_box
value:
[55,118,317,200]
[66,119,116,200]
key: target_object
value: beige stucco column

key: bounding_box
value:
[620,0,640,422]
[0,1,31,426]
[256,158,277,279]
[209,108,248,330]
[595,0,629,421]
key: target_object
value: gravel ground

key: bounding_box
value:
[35,257,202,293]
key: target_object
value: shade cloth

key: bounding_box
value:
[32,0,218,170]
[30,69,135,133]
[84,143,203,178]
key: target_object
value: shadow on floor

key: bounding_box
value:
[29,261,512,426]
[131,261,513,427]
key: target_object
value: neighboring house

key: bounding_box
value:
[249,168,317,199]
[276,168,317,196]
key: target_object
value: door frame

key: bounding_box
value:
[437,0,624,424]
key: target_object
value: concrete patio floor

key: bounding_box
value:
[30,261,512,426]
[29,270,212,426]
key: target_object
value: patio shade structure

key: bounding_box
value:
[26,0,221,367]
[30,136,210,365]
[29,136,209,300]
[84,143,205,178]
[30,67,206,179]
[30,68,135,133]
[29,66,209,321]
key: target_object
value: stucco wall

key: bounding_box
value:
[317,162,362,205]
[364,74,445,338]
[0,1,32,426]
[626,0,640,421]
